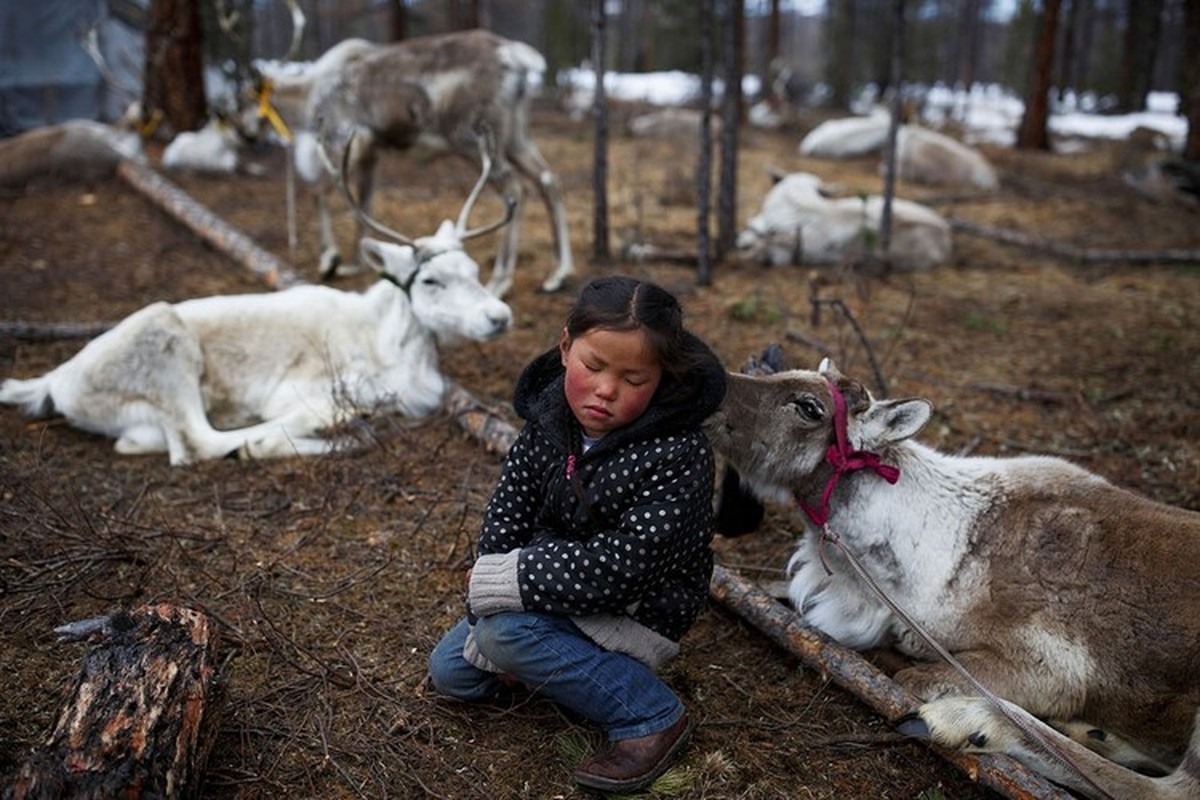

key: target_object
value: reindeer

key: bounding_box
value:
[735,170,953,270]
[0,153,513,466]
[705,357,1200,800]
[252,29,573,298]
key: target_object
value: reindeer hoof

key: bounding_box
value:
[895,712,931,740]
[540,272,572,294]
[319,252,341,281]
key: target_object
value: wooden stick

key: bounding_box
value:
[116,160,307,290]
[709,564,1077,800]
[8,603,223,800]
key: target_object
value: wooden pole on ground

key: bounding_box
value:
[116,160,307,290]
[8,603,223,800]
[443,381,518,455]
[709,565,1076,800]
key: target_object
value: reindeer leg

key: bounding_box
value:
[316,183,341,280]
[485,171,524,299]
[899,697,1181,800]
[508,143,573,293]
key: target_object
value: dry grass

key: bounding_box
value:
[1,109,1197,797]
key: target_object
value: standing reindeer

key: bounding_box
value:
[253,29,573,298]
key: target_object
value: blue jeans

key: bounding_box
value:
[429,612,684,741]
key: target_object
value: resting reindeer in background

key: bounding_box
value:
[0,157,513,466]
[705,358,1200,800]
[736,170,953,270]
[252,29,573,297]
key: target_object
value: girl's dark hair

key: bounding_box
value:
[564,275,690,383]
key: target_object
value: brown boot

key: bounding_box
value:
[572,714,694,794]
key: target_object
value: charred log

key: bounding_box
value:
[6,604,223,800]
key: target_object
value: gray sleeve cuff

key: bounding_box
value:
[468,549,523,617]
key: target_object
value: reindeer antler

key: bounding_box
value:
[327,129,514,248]
[327,130,417,246]
[456,133,517,242]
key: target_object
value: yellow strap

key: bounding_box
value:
[256,78,293,143]
[136,107,163,139]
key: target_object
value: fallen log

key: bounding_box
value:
[443,381,518,455]
[116,159,307,290]
[7,603,223,800]
[0,321,114,341]
[709,565,1076,800]
[949,216,1200,265]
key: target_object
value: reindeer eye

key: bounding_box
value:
[421,276,445,289]
[788,394,825,421]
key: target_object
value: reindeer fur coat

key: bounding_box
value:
[466,337,726,669]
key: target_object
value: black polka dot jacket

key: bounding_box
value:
[466,333,728,670]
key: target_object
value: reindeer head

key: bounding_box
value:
[735,171,843,267]
[705,358,931,504]
[358,231,511,344]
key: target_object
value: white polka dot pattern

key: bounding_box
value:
[476,423,716,641]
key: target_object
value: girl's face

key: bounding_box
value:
[559,326,663,439]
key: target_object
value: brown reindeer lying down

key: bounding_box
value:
[705,357,1200,800]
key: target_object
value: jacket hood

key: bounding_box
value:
[513,331,727,451]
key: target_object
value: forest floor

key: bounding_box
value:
[1,105,1197,799]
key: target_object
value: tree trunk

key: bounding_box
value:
[1182,0,1200,160]
[1016,0,1061,151]
[590,0,611,264]
[1057,0,1081,99]
[696,0,715,287]
[142,0,207,138]
[388,0,408,41]
[767,0,782,69]
[879,0,906,268]
[1118,0,1165,112]
[956,0,983,91]
[716,0,743,260]
[7,604,223,800]
[826,0,858,111]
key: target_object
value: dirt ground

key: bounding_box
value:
[1,106,1197,799]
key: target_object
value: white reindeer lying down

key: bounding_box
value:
[0,182,512,466]
[705,358,1200,800]
[800,115,998,190]
[736,171,952,270]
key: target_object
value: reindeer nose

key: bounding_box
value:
[487,307,512,336]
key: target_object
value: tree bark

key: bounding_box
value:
[716,0,743,260]
[1117,0,1165,113]
[590,0,611,264]
[443,382,518,455]
[142,0,208,137]
[879,0,906,268]
[1183,0,1200,160]
[1016,0,1061,151]
[7,604,223,800]
[696,0,715,287]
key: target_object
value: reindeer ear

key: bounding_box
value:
[818,358,871,413]
[359,237,418,284]
[856,398,932,448]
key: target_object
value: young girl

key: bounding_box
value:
[429,275,727,793]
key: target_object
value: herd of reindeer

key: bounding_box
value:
[2,27,1198,800]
